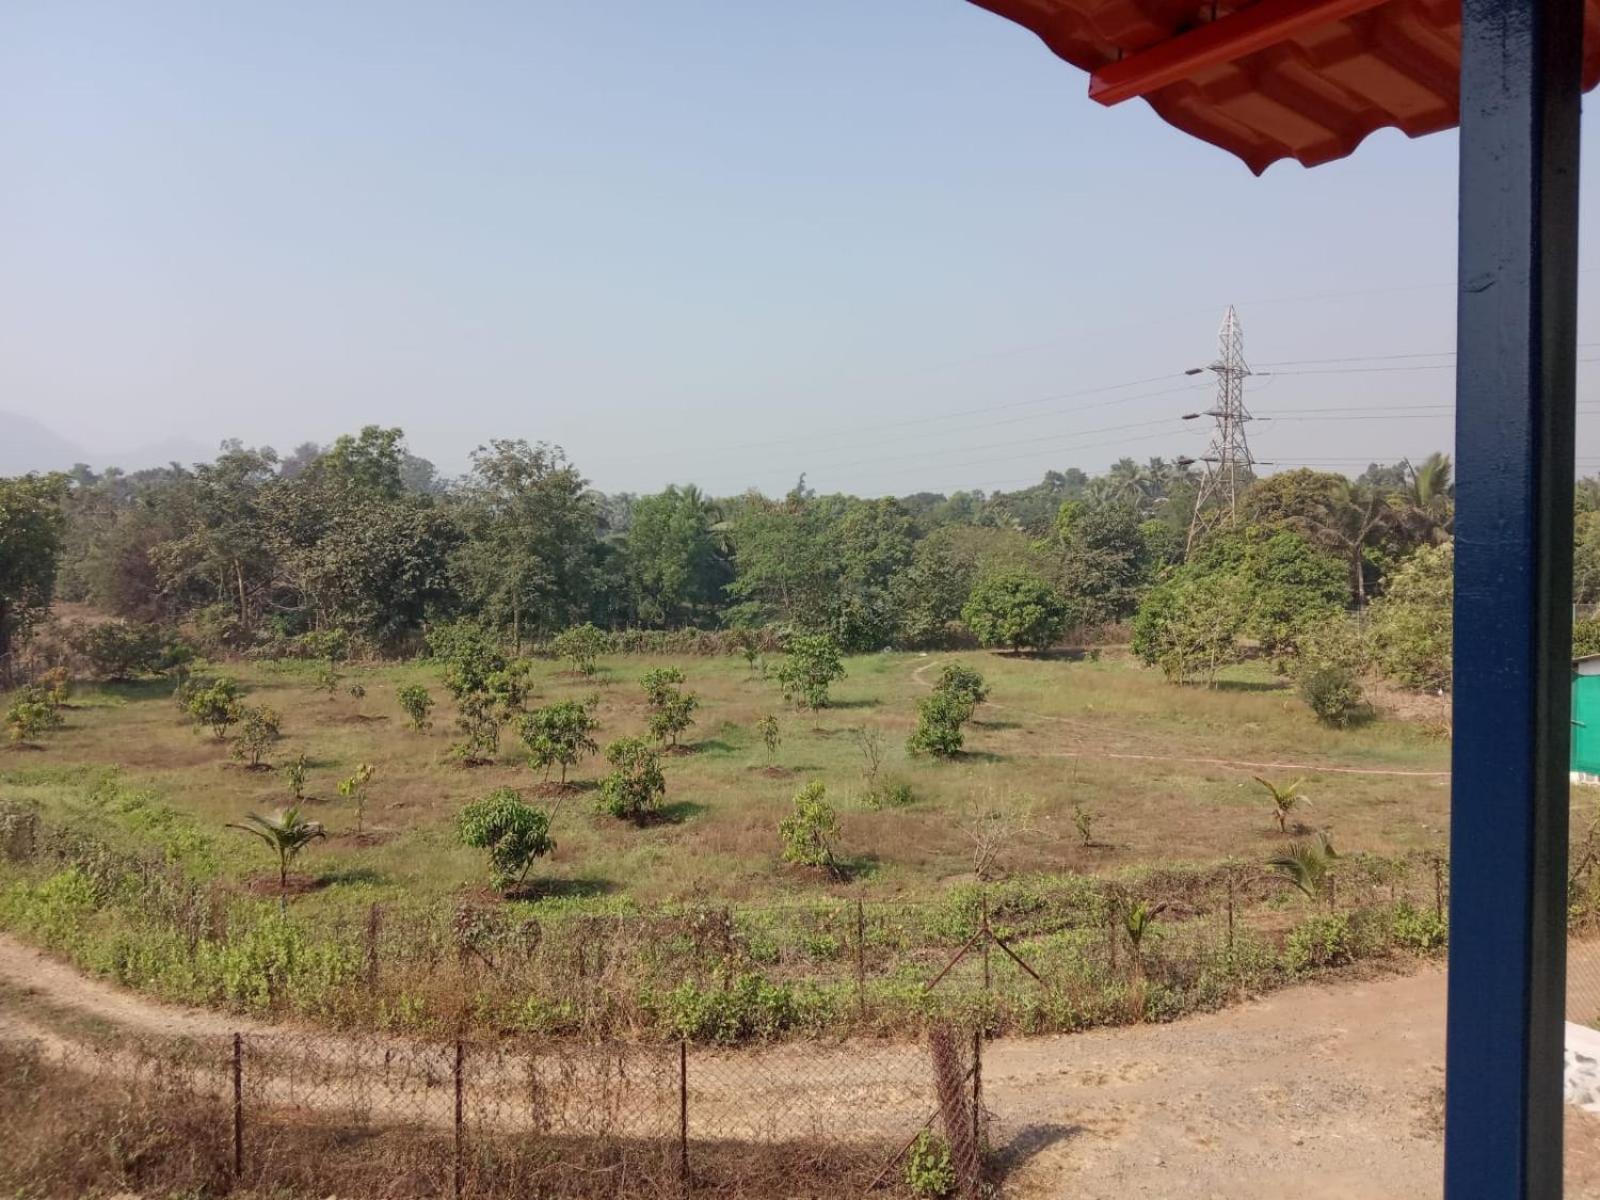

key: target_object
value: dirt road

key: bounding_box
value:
[5,932,1600,1196]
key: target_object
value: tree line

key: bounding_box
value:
[0,424,1482,675]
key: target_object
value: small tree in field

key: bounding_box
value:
[1269,832,1340,901]
[639,666,686,706]
[338,763,376,833]
[5,689,62,746]
[757,714,781,757]
[228,807,325,909]
[779,780,841,874]
[962,569,1068,653]
[648,691,699,748]
[1254,776,1307,834]
[286,751,308,801]
[456,788,556,894]
[520,700,600,784]
[183,677,242,740]
[597,736,666,824]
[314,661,342,696]
[775,633,845,712]
[908,691,973,758]
[934,663,989,710]
[397,684,434,730]
[553,623,607,676]
[231,704,282,769]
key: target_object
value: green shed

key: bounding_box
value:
[1574,656,1600,779]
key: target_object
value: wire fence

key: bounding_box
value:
[4,1027,992,1199]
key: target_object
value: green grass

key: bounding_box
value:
[2,648,1452,911]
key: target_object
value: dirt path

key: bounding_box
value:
[909,658,1450,780]
[6,932,1600,1197]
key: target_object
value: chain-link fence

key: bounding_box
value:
[3,1026,994,1199]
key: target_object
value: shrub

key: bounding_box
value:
[69,621,169,680]
[648,691,699,747]
[397,684,434,730]
[639,666,686,707]
[908,691,973,758]
[1391,903,1448,951]
[182,677,242,739]
[597,737,666,823]
[5,691,63,745]
[449,663,533,765]
[230,705,282,769]
[313,661,341,695]
[774,633,846,711]
[934,663,989,708]
[1368,542,1453,690]
[1576,615,1600,659]
[778,781,840,871]
[1284,912,1354,972]
[456,789,555,893]
[286,751,308,801]
[1297,665,1366,727]
[552,623,607,676]
[520,700,600,783]
[1131,568,1249,685]
[962,569,1068,653]
[337,763,375,833]
[904,1131,957,1199]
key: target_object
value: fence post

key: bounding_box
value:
[971,1028,982,1153]
[679,1040,689,1194]
[1225,872,1235,957]
[1434,855,1445,922]
[980,892,991,993]
[365,902,382,987]
[231,1032,243,1179]
[453,1039,465,1200]
[855,898,867,1021]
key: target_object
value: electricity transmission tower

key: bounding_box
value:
[1183,305,1255,553]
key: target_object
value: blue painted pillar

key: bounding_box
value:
[1446,0,1581,1190]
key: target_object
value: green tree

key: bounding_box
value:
[775,633,846,711]
[397,684,434,730]
[1254,776,1308,834]
[757,714,781,757]
[520,700,600,783]
[625,485,729,626]
[1368,543,1453,690]
[639,666,686,707]
[552,623,607,676]
[907,690,972,758]
[934,664,988,709]
[648,690,699,748]
[778,780,841,871]
[451,440,598,650]
[183,677,243,739]
[962,569,1068,653]
[0,474,68,667]
[1131,568,1249,685]
[597,736,667,823]
[231,704,282,769]
[228,807,326,906]
[337,763,376,833]
[456,789,556,893]
[67,621,168,681]
[725,485,841,631]
[5,689,63,744]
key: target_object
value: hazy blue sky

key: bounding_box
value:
[5,0,1600,496]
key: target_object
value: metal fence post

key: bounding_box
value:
[855,898,867,1021]
[970,1028,982,1153]
[231,1032,243,1179]
[679,1040,689,1194]
[979,892,991,993]
[453,1039,465,1200]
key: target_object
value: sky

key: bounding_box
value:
[5,0,1600,497]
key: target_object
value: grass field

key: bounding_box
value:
[1,647,1452,911]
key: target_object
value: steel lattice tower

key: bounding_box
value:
[1185,305,1255,553]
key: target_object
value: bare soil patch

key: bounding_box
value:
[241,872,326,898]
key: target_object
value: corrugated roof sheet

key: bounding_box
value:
[968,0,1600,172]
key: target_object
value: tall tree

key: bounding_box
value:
[451,440,598,649]
[0,474,68,666]
[625,485,729,626]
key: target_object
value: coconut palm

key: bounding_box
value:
[229,806,326,906]
[1268,832,1339,900]
[1401,452,1455,544]
[1253,776,1308,834]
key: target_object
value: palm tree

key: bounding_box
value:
[229,807,326,908]
[1253,776,1307,834]
[1268,832,1340,900]
[1401,452,1455,544]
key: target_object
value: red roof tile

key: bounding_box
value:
[968,0,1600,172]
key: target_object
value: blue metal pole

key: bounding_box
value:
[1447,0,1581,1188]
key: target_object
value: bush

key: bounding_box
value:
[230,705,282,768]
[934,663,988,708]
[778,781,840,870]
[1368,543,1452,690]
[1284,912,1354,972]
[456,788,555,893]
[774,633,846,711]
[1391,903,1448,951]
[647,691,699,747]
[962,569,1068,653]
[181,677,242,739]
[397,684,434,730]
[1296,665,1367,727]
[5,691,63,744]
[552,623,607,676]
[68,621,169,680]
[597,737,666,823]
[904,1131,957,1198]
[908,691,972,758]
[639,666,686,707]
[520,700,600,783]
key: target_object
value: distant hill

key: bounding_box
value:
[0,411,211,476]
